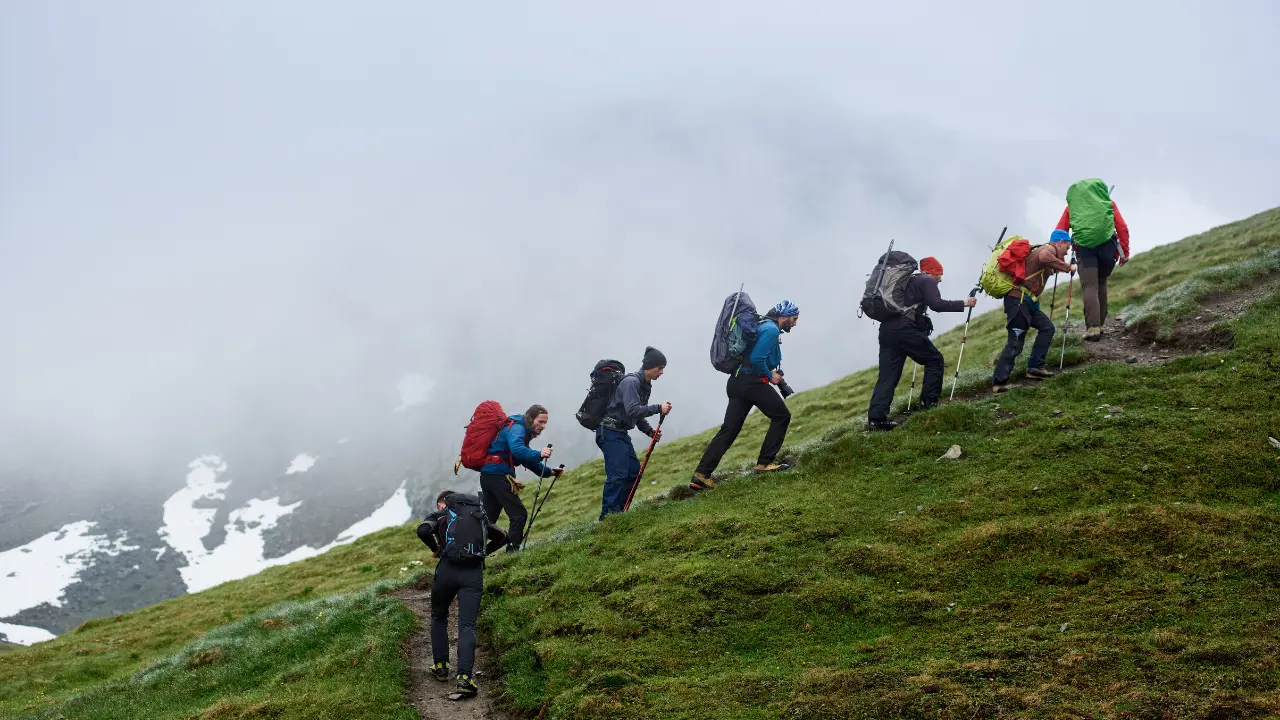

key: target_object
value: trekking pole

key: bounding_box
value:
[949,226,1006,401]
[623,412,667,512]
[905,361,917,411]
[1058,257,1076,370]
[526,443,553,518]
[525,462,566,539]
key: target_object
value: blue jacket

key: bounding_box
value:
[600,372,661,436]
[479,416,553,477]
[744,318,782,379]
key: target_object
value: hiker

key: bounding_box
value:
[416,490,508,700]
[691,301,800,489]
[1055,179,1131,340]
[992,230,1077,392]
[867,257,975,430]
[597,347,671,519]
[478,404,561,552]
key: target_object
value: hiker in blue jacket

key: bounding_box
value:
[478,404,560,552]
[596,347,672,519]
[691,301,800,490]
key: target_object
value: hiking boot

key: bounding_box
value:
[754,462,791,473]
[430,661,450,683]
[455,673,478,698]
[1084,326,1103,342]
[1026,367,1055,380]
[867,419,898,431]
[689,473,716,491]
[993,384,1013,394]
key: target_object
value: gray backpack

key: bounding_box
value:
[859,250,918,322]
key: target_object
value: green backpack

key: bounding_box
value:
[979,234,1040,301]
[1065,178,1116,249]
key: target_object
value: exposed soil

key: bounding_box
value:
[395,579,520,720]
[1086,272,1280,366]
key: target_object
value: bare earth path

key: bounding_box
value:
[395,584,521,720]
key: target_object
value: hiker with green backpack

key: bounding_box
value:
[1055,178,1131,340]
[984,230,1076,393]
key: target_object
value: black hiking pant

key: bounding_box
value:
[868,324,944,422]
[430,559,483,676]
[695,371,791,476]
[480,472,526,552]
[993,294,1056,384]
[1076,239,1119,329]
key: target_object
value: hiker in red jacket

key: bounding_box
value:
[992,231,1076,392]
[1055,180,1131,340]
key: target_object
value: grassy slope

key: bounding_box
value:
[1,207,1276,719]
[521,207,1280,540]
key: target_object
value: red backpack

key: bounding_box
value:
[996,237,1033,286]
[454,400,515,474]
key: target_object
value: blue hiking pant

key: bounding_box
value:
[993,293,1056,384]
[596,427,640,520]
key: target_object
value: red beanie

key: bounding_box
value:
[919,256,944,275]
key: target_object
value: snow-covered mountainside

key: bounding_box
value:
[0,447,414,646]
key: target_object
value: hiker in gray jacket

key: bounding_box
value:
[596,347,672,519]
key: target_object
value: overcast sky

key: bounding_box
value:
[2,1,1277,472]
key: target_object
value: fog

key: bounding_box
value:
[2,1,1277,482]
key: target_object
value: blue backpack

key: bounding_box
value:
[710,288,760,374]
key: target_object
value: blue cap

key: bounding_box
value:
[773,300,799,317]
[1050,229,1072,243]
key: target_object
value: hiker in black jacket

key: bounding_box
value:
[867,256,975,430]
[416,490,508,700]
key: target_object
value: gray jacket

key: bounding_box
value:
[600,372,660,436]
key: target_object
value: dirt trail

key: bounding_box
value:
[1082,271,1280,366]
[395,583,520,720]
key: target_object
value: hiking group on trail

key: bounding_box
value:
[415,177,1129,700]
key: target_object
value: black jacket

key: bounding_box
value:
[881,274,966,330]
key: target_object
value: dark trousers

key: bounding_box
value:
[596,427,640,520]
[1076,239,1118,328]
[868,324,945,422]
[430,560,483,676]
[993,294,1056,384]
[479,472,526,551]
[695,371,791,476]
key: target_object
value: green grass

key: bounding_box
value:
[483,290,1280,719]
[3,207,1278,719]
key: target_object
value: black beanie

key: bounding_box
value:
[642,346,667,370]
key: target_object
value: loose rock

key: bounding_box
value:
[1125,356,1138,364]
[936,445,963,462]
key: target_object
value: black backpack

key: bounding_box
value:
[439,493,489,566]
[710,289,761,374]
[575,359,626,430]
[859,250,919,322]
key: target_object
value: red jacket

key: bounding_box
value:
[1055,202,1130,259]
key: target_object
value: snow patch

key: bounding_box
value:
[0,621,56,646]
[285,453,317,475]
[158,456,414,593]
[0,520,137,622]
